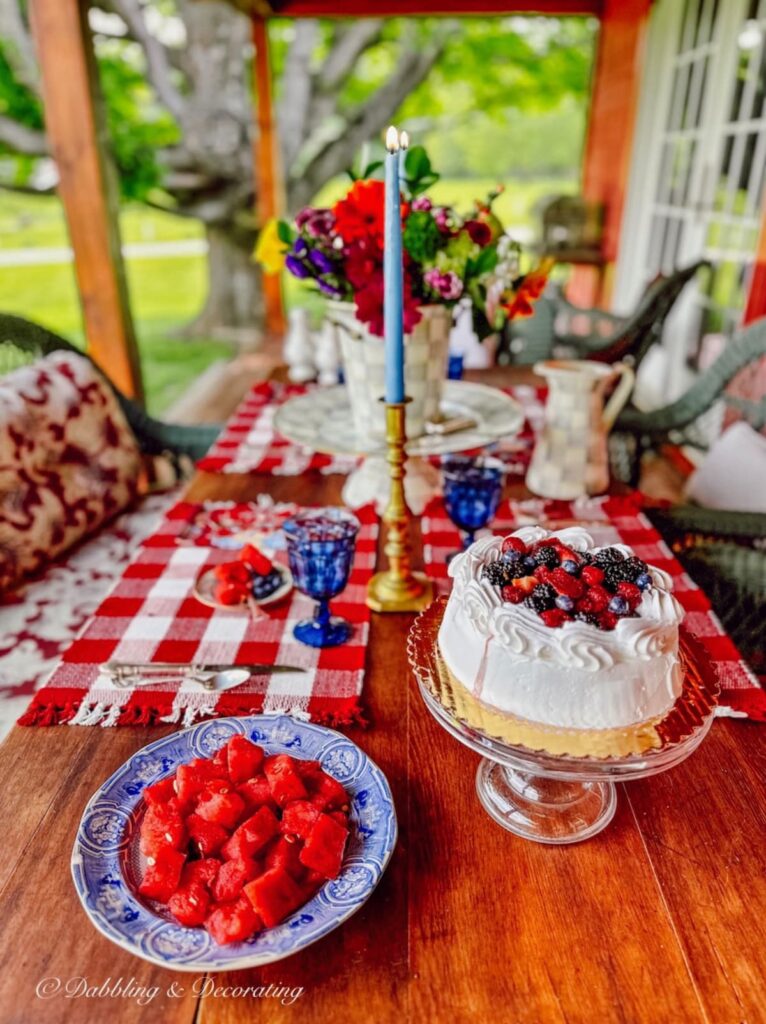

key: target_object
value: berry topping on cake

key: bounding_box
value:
[482,538,653,631]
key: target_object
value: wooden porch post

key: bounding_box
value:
[569,0,652,308]
[252,17,286,337]
[29,0,143,401]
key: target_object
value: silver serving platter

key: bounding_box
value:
[273,380,525,458]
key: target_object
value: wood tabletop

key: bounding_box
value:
[1,373,765,1024]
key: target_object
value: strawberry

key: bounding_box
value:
[239,544,273,576]
[598,611,619,631]
[580,565,605,586]
[501,585,525,604]
[616,582,642,607]
[511,575,537,594]
[540,609,569,628]
[548,568,585,599]
[533,565,552,582]
[501,536,526,555]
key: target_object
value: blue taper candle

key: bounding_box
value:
[384,125,405,404]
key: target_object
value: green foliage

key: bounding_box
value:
[401,145,439,196]
[403,209,441,261]
[0,43,43,132]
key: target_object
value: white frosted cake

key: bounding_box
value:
[438,526,685,730]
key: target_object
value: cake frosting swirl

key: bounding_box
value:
[438,527,684,730]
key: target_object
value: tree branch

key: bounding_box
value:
[277,19,319,169]
[288,37,447,211]
[107,0,186,122]
[0,114,48,156]
[0,0,41,95]
[316,19,384,92]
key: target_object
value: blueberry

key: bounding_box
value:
[521,555,537,574]
[555,594,574,612]
[501,549,522,563]
[608,595,629,615]
[561,559,579,575]
[636,572,652,590]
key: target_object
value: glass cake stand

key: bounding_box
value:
[408,599,719,845]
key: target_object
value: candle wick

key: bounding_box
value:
[385,124,400,153]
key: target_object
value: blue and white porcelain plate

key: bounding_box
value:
[71,715,397,971]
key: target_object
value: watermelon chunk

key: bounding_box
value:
[294,759,322,779]
[213,561,251,585]
[196,791,246,830]
[212,857,261,903]
[239,544,273,576]
[140,801,187,857]
[181,858,221,892]
[226,735,264,784]
[205,896,262,945]
[307,771,349,812]
[139,847,186,903]
[280,800,320,840]
[299,814,348,879]
[238,775,277,813]
[243,866,306,928]
[176,761,216,806]
[264,755,308,807]
[143,776,176,806]
[168,881,210,927]
[222,805,281,861]
[187,813,230,857]
[263,836,305,881]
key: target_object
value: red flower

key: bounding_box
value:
[351,265,423,337]
[332,179,408,246]
[502,261,553,320]
[464,220,492,246]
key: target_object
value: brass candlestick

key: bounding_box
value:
[367,400,434,613]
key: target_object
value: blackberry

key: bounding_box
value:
[532,545,560,570]
[575,611,600,626]
[481,561,511,587]
[524,583,556,613]
[593,547,625,569]
[621,556,649,582]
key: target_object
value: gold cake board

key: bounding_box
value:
[408,598,720,761]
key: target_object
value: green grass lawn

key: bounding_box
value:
[0,176,573,414]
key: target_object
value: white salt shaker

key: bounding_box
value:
[284,308,316,383]
[315,319,341,386]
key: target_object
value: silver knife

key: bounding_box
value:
[103,660,305,688]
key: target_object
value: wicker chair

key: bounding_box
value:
[498,260,709,369]
[612,317,766,681]
[0,313,220,475]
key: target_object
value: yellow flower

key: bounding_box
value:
[254,219,286,275]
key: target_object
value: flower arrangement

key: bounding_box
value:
[256,146,551,338]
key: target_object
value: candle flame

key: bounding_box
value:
[399,130,409,150]
[385,125,400,153]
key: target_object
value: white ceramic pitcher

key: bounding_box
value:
[525,360,635,499]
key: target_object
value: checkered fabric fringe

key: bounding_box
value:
[196,380,546,477]
[421,493,765,721]
[18,502,379,728]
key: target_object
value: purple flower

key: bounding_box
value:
[293,237,308,256]
[412,197,432,212]
[295,207,335,238]
[317,279,341,297]
[309,249,335,274]
[285,254,310,279]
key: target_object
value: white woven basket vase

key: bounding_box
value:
[331,302,452,443]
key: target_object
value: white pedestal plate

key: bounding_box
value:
[273,380,525,514]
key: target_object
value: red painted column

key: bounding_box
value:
[743,216,766,323]
[569,0,652,309]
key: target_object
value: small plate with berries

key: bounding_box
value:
[481,535,654,632]
[71,715,397,970]
[194,543,293,612]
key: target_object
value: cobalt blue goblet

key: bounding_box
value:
[442,455,504,554]
[283,508,360,648]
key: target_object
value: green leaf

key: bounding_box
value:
[467,245,499,278]
[403,145,432,181]
[362,159,384,178]
[276,221,295,245]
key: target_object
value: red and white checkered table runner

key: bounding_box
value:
[421,494,765,721]
[19,502,379,728]
[196,380,546,476]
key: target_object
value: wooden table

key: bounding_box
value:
[1,371,765,1024]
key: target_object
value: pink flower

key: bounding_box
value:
[424,268,463,301]
[412,197,433,212]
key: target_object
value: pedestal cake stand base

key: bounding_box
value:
[409,599,719,845]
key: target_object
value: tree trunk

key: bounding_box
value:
[180,223,264,347]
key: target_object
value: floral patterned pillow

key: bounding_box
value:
[0,352,142,591]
